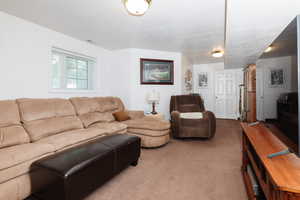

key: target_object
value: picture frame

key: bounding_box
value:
[140,58,174,85]
[198,72,208,88]
[268,68,286,88]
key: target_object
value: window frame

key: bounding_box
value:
[49,47,97,94]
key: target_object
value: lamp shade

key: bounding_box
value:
[147,90,160,103]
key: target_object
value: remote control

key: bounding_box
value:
[248,121,260,126]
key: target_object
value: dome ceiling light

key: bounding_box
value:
[264,45,273,53]
[211,50,224,58]
[123,0,152,16]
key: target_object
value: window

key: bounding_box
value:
[51,48,95,91]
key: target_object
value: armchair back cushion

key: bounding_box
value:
[70,97,124,128]
[17,99,83,142]
[170,95,205,113]
[0,100,30,148]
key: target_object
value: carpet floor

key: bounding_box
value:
[85,119,247,200]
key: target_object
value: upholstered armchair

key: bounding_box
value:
[170,95,216,139]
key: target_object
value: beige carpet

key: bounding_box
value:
[85,120,247,200]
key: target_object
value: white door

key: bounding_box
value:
[215,71,238,119]
[215,72,226,118]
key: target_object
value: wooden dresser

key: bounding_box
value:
[241,122,300,200]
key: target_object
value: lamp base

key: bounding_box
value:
[151,102,157,115]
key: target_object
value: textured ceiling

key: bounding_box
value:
[0,0,225,64]
[225,0,300,68]
[1,0,300,67]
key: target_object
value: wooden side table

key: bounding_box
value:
[145,113,165,120]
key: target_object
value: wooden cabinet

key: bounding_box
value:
[243,64,257,122]
[241,123,300,200]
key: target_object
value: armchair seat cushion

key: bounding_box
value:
[180,112,203,119]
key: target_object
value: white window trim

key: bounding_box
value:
[49,47,97,94]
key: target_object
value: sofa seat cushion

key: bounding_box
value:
[127,132,170,148]
[79,112,115,128]
[128,128,169,137]
[0,152,53,184]
[123,118,170,131]
[0,143,54,171]
[37,128,108,152]
[89,122,127,134]
[23,116,83,142]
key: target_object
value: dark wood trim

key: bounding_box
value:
[140,58,174,85]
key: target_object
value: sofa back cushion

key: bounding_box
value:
[70,97,124,128]
[95,97,124,113]
[0,100,30,148]
[17,98,83,141]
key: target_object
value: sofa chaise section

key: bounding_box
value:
[123,117,171,148]
[70,97,171,148]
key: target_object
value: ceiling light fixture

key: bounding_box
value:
[123,0,152,16]
[211,50,224,58]
[264,46,273,53]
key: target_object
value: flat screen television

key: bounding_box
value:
[257,16,300,155]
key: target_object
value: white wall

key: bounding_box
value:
[256,56,298,120]
[193,62,225,112]
[193,62,243,118]
[110,48,182,119]
[0,11,112,99]
[181,55,193,94]
[0,12,183,119]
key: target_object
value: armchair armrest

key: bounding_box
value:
[126,110,145,120]
[203,111,216,138]
[171,111,181,138]
[170,110,216,138]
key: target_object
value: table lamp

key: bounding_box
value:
[147,90,160,114]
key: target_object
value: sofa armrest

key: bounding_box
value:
[126,110,145,120]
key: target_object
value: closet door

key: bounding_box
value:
[215,72,226,118]
[215,71,238,119]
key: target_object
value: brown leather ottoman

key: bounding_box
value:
[31,134,141,200]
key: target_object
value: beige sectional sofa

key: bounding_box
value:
[0,97,170,200]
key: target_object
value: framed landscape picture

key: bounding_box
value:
[140,58,174,85]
